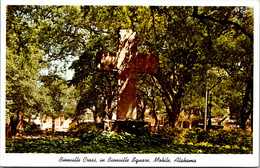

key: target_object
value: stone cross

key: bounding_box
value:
[96,29,158,121]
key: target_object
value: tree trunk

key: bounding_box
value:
[105,93,113,120]
[163,100,182,128]
[16,111,24,135]
[6,116,14,138]
[169,101,181,127]
[151,96,158,131]
[251,110,253,132]
[154,69,184,128]
[163,100,172,127]
[6,124,12,138]
[150,108,158,131]
[93,113,97,123]
[137,99,146,121]
[105,74,115,120]
[52,117,55,132]
[240,79,253,130]
[162,97,181,128]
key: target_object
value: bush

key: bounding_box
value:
[200,128,253,149]
[159,126,185,143]
[67,122,103,137]
[23,121,43,135]
[159,127,252,150]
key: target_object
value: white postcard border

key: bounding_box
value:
[1,0,259,167]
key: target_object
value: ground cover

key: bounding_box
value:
[6,128,252,154]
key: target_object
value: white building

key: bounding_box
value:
[32,116,72,132]
[30,109,96,132]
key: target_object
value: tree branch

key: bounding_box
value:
[192,7,253,41]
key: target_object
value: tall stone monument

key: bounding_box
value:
[96,29,158,131]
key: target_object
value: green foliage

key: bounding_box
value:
[6,6,82,133]
[67,122,103,137]
[23,121,43,134]
[6,128,252,154]
[6,6,47,125]
[39,74,77,119]
[5,6,254,136]
[160,127,252,150]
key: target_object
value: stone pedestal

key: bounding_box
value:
[111,120,148,134]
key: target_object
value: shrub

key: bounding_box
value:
[67,122,103,137]
[159,126,185,143]
[204,128,253,149]
[23,121,43,134]
[158,127,252,150]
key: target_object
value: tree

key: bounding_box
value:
[143,6,209,127]
[137,74,164,130]
[6,6,82,136]
[192,6,253,129]
[6,6,48,136]
[39,74,76,132]
[71,72,117,123]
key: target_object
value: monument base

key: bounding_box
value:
[111,120,149,134]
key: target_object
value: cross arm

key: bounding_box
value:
[136,54,158,74]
